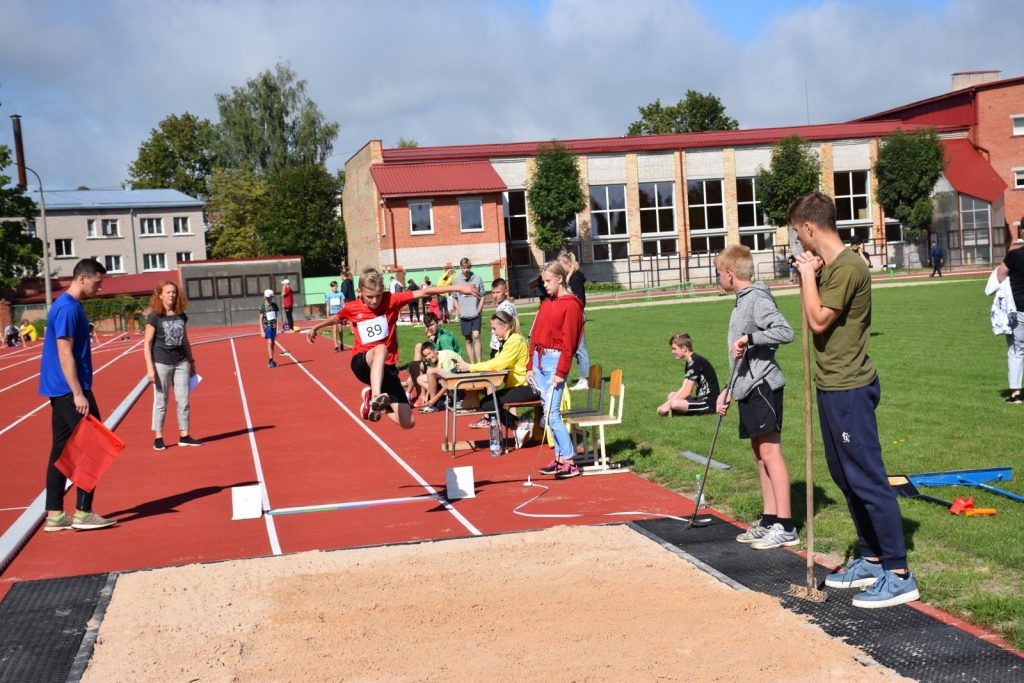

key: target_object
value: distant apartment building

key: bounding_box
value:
[23,188,206,277]
[342,70,1024,295]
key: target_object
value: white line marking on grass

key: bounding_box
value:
[275,339,483,537]
[229,339,282,555]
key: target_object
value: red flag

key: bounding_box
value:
[55,414,126,492]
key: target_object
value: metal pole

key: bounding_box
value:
[24,166,53,312]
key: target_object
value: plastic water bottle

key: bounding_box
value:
[694,473,706,508]
[488,415,502,457]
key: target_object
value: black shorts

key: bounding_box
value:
[460,316,482,337]
[678,398,714,416]
[737,382,784,439]
[350,352,408,404]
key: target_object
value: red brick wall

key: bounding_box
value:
[975,82,1024,231]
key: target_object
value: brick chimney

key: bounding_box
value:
[952,70,1001,90]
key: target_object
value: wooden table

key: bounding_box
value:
[436,369,508,456]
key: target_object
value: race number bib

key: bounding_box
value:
[265,310,277,321]
[356,314,389,343]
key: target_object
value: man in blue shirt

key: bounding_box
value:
[40,258,117,531]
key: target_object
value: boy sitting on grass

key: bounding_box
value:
[656,332,720,417]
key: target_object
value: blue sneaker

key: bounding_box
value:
[824,557,885,589]
[852,570,920,609]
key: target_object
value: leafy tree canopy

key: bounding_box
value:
[627,90,739,136]
[214,62,340,176]
[874,127,946,239]
[527,142,586,254]
[206,168,267,259]
[756,135,821,228]
[126,112,216,200]
[396,137,419,148]
[0,143,42,288]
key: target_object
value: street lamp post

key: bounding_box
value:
[9,115,53,311]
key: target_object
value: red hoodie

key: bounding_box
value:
[527,293,584,378]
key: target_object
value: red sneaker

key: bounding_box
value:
[359,387,372,420]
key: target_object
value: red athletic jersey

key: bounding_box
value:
[282,284,294,307]
[335,291,414,364]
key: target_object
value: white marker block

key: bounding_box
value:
[445,466,475,500]
[231,485,264,520]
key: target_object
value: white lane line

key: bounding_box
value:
[229,339,282,556]
[274,339,482,537]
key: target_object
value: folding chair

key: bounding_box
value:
[567,369,629,475]
[563,363,603,419]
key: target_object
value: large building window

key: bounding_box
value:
[459,198,483,232]
[687,179,725,254]
[101,219,119,237]
[959,194,991,264]
[736,177,773,252]
[143,252,167,271]
[834,171,870,222]
[1013,115,1024,136]
[140,217,164,236]
[54,238,74,258]
[409,200,433,234]
[590,184,628,261]
[173,216,191,234]
[504,190,532,267]
[176,251,193,262]
[87,219,97,238]
[104,255,123,273]
[639,182,677,256]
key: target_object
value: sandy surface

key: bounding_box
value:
[83,525,910,682]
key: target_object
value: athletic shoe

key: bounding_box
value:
[824,557,885,589]
[153,437,166,451]
[555,461,580,479]
[735,523,769,544]
[268,359,277,368]
[1006,393,1022,404]
[359,387,372,420]
[852,570,920,609]
[178,435,202,447]
[71,511,117,531]
[44,513,73,532]
[538,459,560,475]
[333,345,341,352]
[569,378,589,391]
[750,524,800,550]
[419,404,440,413]
[368,393,392,422]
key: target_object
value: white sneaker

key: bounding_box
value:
[514,419,534,449]
[569,378,589,391]
[750,523,800,550]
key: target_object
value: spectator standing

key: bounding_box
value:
[340,270,356,303]
[144,280,201,450]
[487,277,517,358]
[437,264,456,322]
[996,238,1024,403]
[850,236,871,268]
[558,251,591,390]
[407,278,421,323]
[40,258,117,532]
[451,257,485,364]
[325,280,346,352]
[929,241,945,277]
[259,290,281,368]
[792,191,918,609]
[280,278,294,332]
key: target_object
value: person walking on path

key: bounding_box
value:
[929,241,945,277]
[40,258,117,532]
[656,333,719,417]
[280,278,294,332]
[715,245,797,551]
[259,290,281,368]
[305,266,476,428]
[144,280,201,451]
[792,191,919,609]
[558,251,592,390]
[325,280,346,352]
[526,260,585,479]
[451,257,485,364]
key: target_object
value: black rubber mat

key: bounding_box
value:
[634,517,1024,682]
[0,573,110,683]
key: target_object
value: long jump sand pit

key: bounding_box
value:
[83,524,909,682]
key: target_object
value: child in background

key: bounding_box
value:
[406,312,463,405]
[258,289,280,368]
[656,333,719,417]
[416,341,465,413]
[325,280,346,352]
[488,278,517,359]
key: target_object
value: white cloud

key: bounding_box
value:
[2,0,1023,190]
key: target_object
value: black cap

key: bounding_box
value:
[850,236,864,244]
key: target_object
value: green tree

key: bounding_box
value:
[396,137,419,148]
[214,62,340,176]
[0,144,42,288]
[527,142,587,253]
[205,169,267,259]
[126,112,216,199]
[627,91,739,136]
[874,128,946,240]
[757,135,821,228]
[256,164,345,275]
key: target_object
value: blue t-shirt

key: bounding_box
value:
[326,289,344,316]
[39,292,93,396]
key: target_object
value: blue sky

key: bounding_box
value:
[1,0,1020,191]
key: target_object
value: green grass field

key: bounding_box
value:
[398,277,1024,649]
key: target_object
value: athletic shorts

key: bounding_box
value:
[460,316,482,337]
[737,382,784,439]
[678,397,715,416]
[262,327,277,341]
[351,352,408,405]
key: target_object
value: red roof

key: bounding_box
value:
[380,121,957,164]
[371,161,507,198]
[14,272,173,304]
[855,74,1024,125]
[941,139,1007,203]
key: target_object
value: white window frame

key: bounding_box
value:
[409,200,434,235]
[641,237,678,257]
[834,170,871,223]
[589,184,628,238]
[176,251,193,263]
[458,197,484,233]
[101,219,120,237]
[104,254,124,273]
[639,181,676,235]
[143,252,167,271]
[54,238,75,259]
[1011,114,1024,136]
[172,216,191,234]
[139,217,164,236]
[1014,167,1024,189]
[86,219,97,238]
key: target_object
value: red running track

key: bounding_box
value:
[0,326,703,602]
